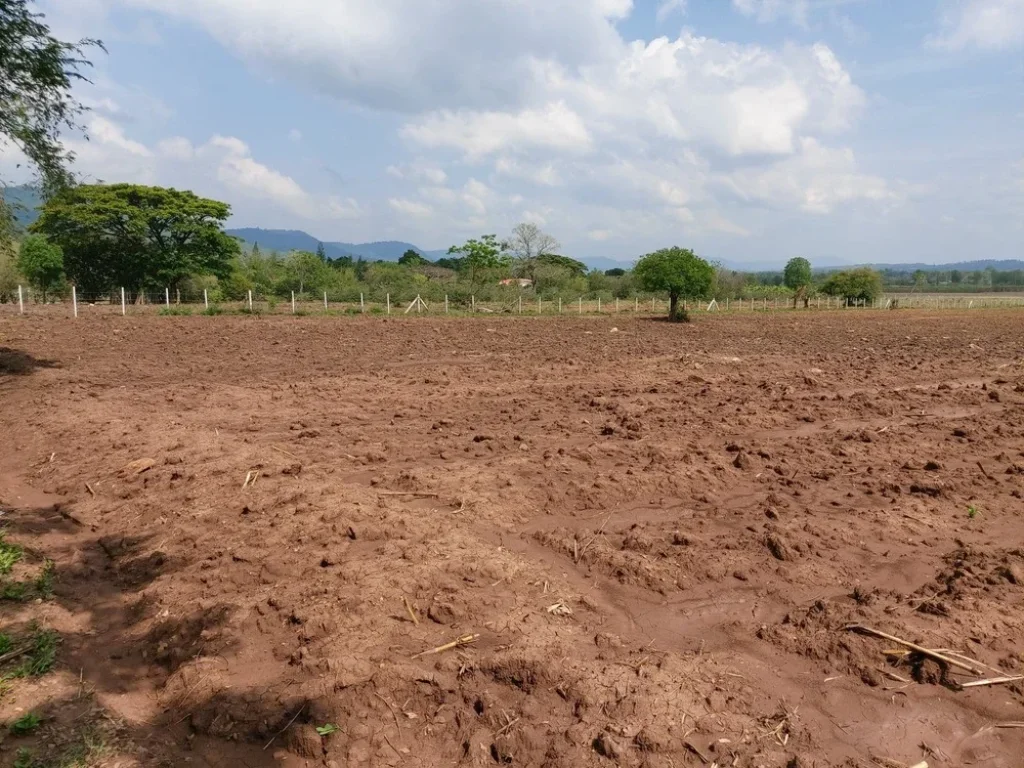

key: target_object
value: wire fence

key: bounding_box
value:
[3,285,1024,318]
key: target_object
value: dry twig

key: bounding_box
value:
[960,675,1024,689]
[378,491,440,498]
[412,634,479,659]
[845,624,984,675]
[263,704,305,751]
[403,597,419,626]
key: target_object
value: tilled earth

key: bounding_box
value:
[0,310,1022,767]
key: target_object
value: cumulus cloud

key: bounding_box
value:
[389,198,434,217]
[930,0,1024,50]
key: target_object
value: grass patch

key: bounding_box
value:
[0,532,24,575]
[9,728,109,768]
[236,306,261,316]
[2,580,28,601]
[201,304,224,316]
[8,626,59,679]
[158,306,193,316]
[0,632,12,655]
[10,712,42,736]
[34,560,55,598]
[13,747,33,768]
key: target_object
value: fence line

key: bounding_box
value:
[5,286,1024,317]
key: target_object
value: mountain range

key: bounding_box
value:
[224,227,451,262]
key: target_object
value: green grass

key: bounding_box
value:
[34,560,55,598]
[0,632,12,655]
[158,306,193,316]
[968,504,979,519]
[0,532,24,575]
[9,626,59,678]
[10,712,42,736]
[13,747,33,768]
[316,723,339,737]
[2,581,28,601]
[201,304,224,316]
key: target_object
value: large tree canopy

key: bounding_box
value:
[32,184,239,295]
[16,233,63,300]
[820,268,884,304]
[783,257,812,307]
[447,234,510,285]
[633,246,714,322]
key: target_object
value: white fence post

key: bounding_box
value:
[291,291,296,314]
[537,296,541,314]
[203,288,208,310]
[165,287,170,307]
[72,285,78,318]
[518,295,522,314]
[597,297,602,313]
[324,291,328,311]
[386,293,391,315]
[247,290,253,311]
[558,297,562,313]
[122,287,127,315]
[634,297,638,313]
[445,294,449,314]
[471,295,475,312]
[18,285,24,315]
[360,292,365,313]
[579,297,583,314]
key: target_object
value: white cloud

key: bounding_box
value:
[495,157,562,186]
[656,0,687,23]
[120,0,633,112]
[389,198,433,217]
[732,0,809,26]
[86,116,152,157]
[719,138,897,214]
[402,102,592,157]
[930,0,1024,50]
[386,161,448,184]
[288,128,303,142]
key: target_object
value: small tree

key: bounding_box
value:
[633,246,714,322]
[820,268,883,305]
[447,234,510,285]
[316,242,327,261]
[398,248,427,266]
[508,222,559,283]
[16,234,63,301]
[783,257,812,308]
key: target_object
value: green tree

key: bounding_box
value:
[0,1,102,197]
[316,241,326,261]
[32,184,239,296]
[398,248,427,266]
[633,246,714,322]
[284,250,327,295]
[604,267,626,277]
[447,234,510,285]
[912,269,927,291]
[820,268,883,304]
[16,234,63,301]
[783,257,812,307]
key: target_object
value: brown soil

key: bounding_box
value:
[0,310,1022,767]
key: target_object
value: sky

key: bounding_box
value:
[4,0,1023,266]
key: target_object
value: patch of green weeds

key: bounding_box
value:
[10,712,42,736]
[201,304,224,316]
[13,747,34,768]
[968,504,979,520]
[0,532,24,575]
[0,632,12,655]
[316,723,339,737]
[34,560,55,598]
[2,581,28,601]
[9,626,59,678]
[158,306,193,316]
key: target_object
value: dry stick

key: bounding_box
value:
[85,482,96,497]
[270,445,300,460]
[403,597,419,626]
[378,491,440,498]
[373,691,402,732]
[683,740,710,764]
[976,461,995,481]
[0,644,33,665]
[994,722,1024,728]
[845,625,984,676]
[263,704,305,751]
[960,675,1024,689]
[411,634,479,659]
[575,514,613,563]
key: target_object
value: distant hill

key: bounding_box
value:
[1,184,43,229]
[225,228,448,262]
[867,260,1024,272]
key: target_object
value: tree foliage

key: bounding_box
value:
[16,234,62,300]
[32,184,239,295]
[820,268,884,304]
[508,222,559,283]
[447,234,510,285]
[0,1,102,195]
[633,246,714,322]
[398,248,427,266]
[783,257,813,307]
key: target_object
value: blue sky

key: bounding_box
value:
[6,0,1023,266]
